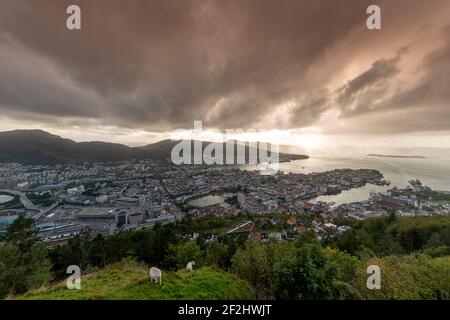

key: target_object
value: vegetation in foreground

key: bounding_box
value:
[18,262,251,300]
[1,214,450,300]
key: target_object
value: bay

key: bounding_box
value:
[246,154,450,204]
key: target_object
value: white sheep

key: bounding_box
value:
[186,261,195,272]
[149,267,162,285]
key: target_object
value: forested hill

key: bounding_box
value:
[3,214,450,300]
[0,129,308,165]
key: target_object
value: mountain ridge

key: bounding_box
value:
[0,129,308,165]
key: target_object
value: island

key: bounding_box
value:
[367,154,426,159]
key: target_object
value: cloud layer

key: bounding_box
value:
[0,0,449,141]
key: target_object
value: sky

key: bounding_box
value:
[0,0,449,150]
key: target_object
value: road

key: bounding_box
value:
[0,189,38,210]
[31,202,60,220]
[0,189,59,220]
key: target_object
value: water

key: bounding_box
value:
[0,195,14,204]
[311,184,389,205]
[246,154,450,204]
[187,195,225,207]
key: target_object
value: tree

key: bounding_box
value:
[273,243,359,300]
[231,239,284,299]
[164,241,202,270]
[0,243,24,297]
[88,234,107,267]
[151,223,178,264]
[294,230,318,247]
[206,240,229,268]
[49,234,90,279]
[6,216,38,252]
[0,217,52,297]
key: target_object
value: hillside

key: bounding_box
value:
[354,255,450,300]
[17,262,251,300]
[0,129,308,165]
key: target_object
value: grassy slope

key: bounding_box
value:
[354,255,450,300]
[432,199,450,205]
[18,262,251,300]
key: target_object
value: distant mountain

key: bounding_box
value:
[321,145,450,159]
[0,130,308,165]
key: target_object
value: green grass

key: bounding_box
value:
[354,255,450,300]
[17,262,251,300]
[388,215,450,234]
[432,199,450,206]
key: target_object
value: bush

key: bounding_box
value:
[273,243,360,300]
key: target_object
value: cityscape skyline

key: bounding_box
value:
[1,1,450,304]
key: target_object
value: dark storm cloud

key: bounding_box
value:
[337,54,402,112]
[288,94,330,127]
[0,0,449,134]
[0,41,103,120]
